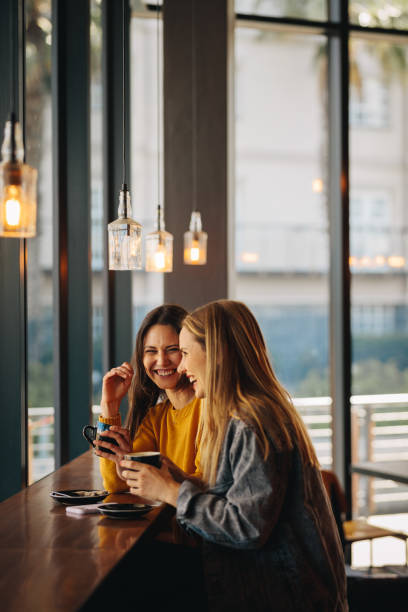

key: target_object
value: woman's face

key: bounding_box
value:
[143,324,182,391]
[178,327,206,399]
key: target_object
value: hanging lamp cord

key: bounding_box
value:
[122,0,126,189]
[191,0,197,216]
[9,2,17,162]
[156,0,162,229]
[9,3,14,114]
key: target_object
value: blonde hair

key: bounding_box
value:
[183,300,319,485]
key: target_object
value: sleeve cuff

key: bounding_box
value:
[99,413,122,426]
[176,479,200,520]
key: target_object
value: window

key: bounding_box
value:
[234,26,331,466]
[130,10,164,334]
[235,0,327,21]
[90,0,104,410]
[349,2,408,30]
[26,0,54,484]
[3,5,408,566]
[350,77,389,128]
[350,189,391,263]
[352,305,396,335]
[232,5,408,567]
[350,36,408,524]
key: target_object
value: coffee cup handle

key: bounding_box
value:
[82,425,96,446]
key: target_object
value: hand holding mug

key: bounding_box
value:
[159,455,189,483]
[120,454,181,507]
[83,423,131,459]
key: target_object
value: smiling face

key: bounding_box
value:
[143,324,183,391]
[178,327,207,399]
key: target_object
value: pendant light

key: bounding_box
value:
[183,0,207,266]
[0,7,37,238]
[145,0,173,273]
[108,0,142,270]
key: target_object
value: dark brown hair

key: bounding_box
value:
[125,304,190,438]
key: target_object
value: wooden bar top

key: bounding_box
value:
[0,451,167,611]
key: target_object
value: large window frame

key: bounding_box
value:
[230,1,408,518]
[1,0,407,514]
[0,0,133,501]
[0,0,27,500]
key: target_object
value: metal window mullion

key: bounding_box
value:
[328,0,352,517]
[0,0,27,501]
[19,0,28,494]
[52,0,91,466]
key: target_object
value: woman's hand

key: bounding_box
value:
[160,456,203,488]
[120,459,181,507]
[160,456,189,483]
[94,426,133,481]
[100,362,134,417]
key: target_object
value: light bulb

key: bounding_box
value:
[0,115,37,238]
[154,245,166,270]
[145,229,173,273]
[184,240,200,263]
[145,206,173,273]
[184,211,207,265]
[190,242,200,262]
[312,178,323,193]
[388,255,405,268]
[5,186,21,226]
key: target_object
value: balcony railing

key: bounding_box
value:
[350,393,408,516]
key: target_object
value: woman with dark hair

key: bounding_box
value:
[120,300,348,611]
[95,304,201,493]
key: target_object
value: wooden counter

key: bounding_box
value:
[0,451,168,611]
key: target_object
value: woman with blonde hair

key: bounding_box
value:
[121,300,348,611]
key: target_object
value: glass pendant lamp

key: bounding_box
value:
[107,1,142,270]
[108,184,142,270]
[184,211,207,265]
[145,205,173,272]
[145,0,173,273]
[0,6,37,239]
[183,0,207,266]
[0,117,37,239]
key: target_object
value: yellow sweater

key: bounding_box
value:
[99,396,201,492]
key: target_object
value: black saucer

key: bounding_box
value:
[50,490,108,505]
[97,503,152,519]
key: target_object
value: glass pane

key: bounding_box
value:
[130,13,164,334]
[350,37,408,525]
[90,0,103,420]
[235,0,327,21]
[130,0,154,12]
[26,0,54,484]
[234,27,331,466]
[349,2,408,30]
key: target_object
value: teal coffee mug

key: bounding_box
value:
[83,422,119,455]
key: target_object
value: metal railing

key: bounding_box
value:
[350,394,408,516]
